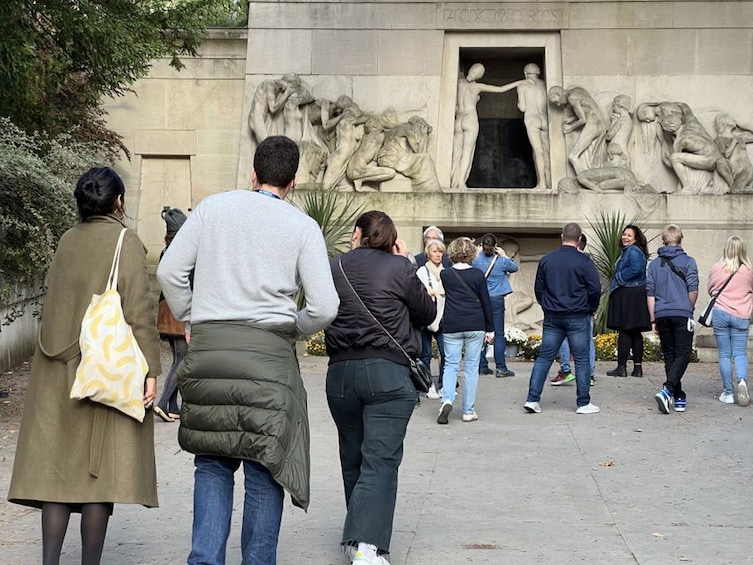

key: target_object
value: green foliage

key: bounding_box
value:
[0,118,109,299]
[586,210,643,334]
[294,188,365,257]
[0,0,240,156]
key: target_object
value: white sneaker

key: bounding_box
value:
[352,551,390,564]
[426,384,440,400]
[737,380,750,407]
[462,411,478,422]
[523,401,541,413]
[575,403,601,414]
[437,400,452,424]
[719,391,735,404]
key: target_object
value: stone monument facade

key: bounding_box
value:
[103,1,753,333]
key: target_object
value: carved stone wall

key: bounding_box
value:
[102,1,753,336]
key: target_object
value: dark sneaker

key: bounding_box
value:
[654,387,672,414]
[479,368,494,375]
[496,369,515,378]
[550,370,568,384]
[674,397,686,412]
[607,366,627,377]
[551,371,574,386]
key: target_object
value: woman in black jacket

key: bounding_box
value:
[325,210,435,565]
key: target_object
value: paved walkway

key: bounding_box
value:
[1,355,751,564]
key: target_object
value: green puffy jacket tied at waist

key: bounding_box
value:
[177,321,310,509]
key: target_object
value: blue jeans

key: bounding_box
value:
[442,331,485,414]
[420,329,445,387]
[479,295,508,372]
[188,455,283,565]
[326,358,416,554]
[527,315,592,407]
[712,307,750,394]
[559,318,596,376]
[656,316,694,400]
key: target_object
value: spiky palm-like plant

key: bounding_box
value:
[586,210,642,333]
[293,188,365,309]
[294,188,365,257]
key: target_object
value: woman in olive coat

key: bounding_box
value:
[8,167,161,565]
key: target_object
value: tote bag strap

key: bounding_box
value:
[106,228,128,292]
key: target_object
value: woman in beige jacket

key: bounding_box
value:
[8,167,161,565]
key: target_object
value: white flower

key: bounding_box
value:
[504,327,528,346]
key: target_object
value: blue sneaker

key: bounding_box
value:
[655,387,672,414]
[674,397,686,412]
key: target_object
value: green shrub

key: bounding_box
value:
[0,118,110,300]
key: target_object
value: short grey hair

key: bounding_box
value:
[423,225,444,242]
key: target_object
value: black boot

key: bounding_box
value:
[606,365,627,377]
[631,364,643,378]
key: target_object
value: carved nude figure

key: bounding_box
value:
[651,102,722,193]
[321,96,368,190]
[516,63,550,189]
[248,78,288,144]
[548,85,608,173]
[606,94,633,169]
[346,109,399,191]
[378,116,440,191]
[714,113,753,193]
[451,63,526,188]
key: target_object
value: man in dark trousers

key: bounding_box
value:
[524,223,602,414]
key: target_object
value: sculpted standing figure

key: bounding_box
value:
[516,63,551,189]
[451,63,526,188]
[248,78,288,144]
[548,85,608,174]
[606,94,633,168]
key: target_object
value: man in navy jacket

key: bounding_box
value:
[524,223,602,414]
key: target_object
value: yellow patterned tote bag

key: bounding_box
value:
[71,228,149,422]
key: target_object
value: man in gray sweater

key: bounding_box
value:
[157,135,339,564]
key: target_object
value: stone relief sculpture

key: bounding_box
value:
[714,113,753,193]
[450,63,526,189]
[516,63,551,189]
[346,109,399,191]
[606,94,633,169]
[246,74,441,191]
[378,116,441,192]
[247,78,287,144]
[547,85,608,174]
[320,96,368,191]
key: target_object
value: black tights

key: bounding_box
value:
[42,502,112,565]
[617,329,643,367]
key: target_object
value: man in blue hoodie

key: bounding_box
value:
[647,224,699,414]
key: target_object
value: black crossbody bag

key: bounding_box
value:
[338,261,432,393]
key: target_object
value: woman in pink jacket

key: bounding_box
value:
[708,236,753,406]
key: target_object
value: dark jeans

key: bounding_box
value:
[326,358,416,554]
[420,329,445,387]
[157,335,188,414]
[617,329,644,366]
[656,316,694,400]
[479,295,508,372]
[527,314,592,407]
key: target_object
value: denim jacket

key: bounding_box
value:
[610,244,647,292]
